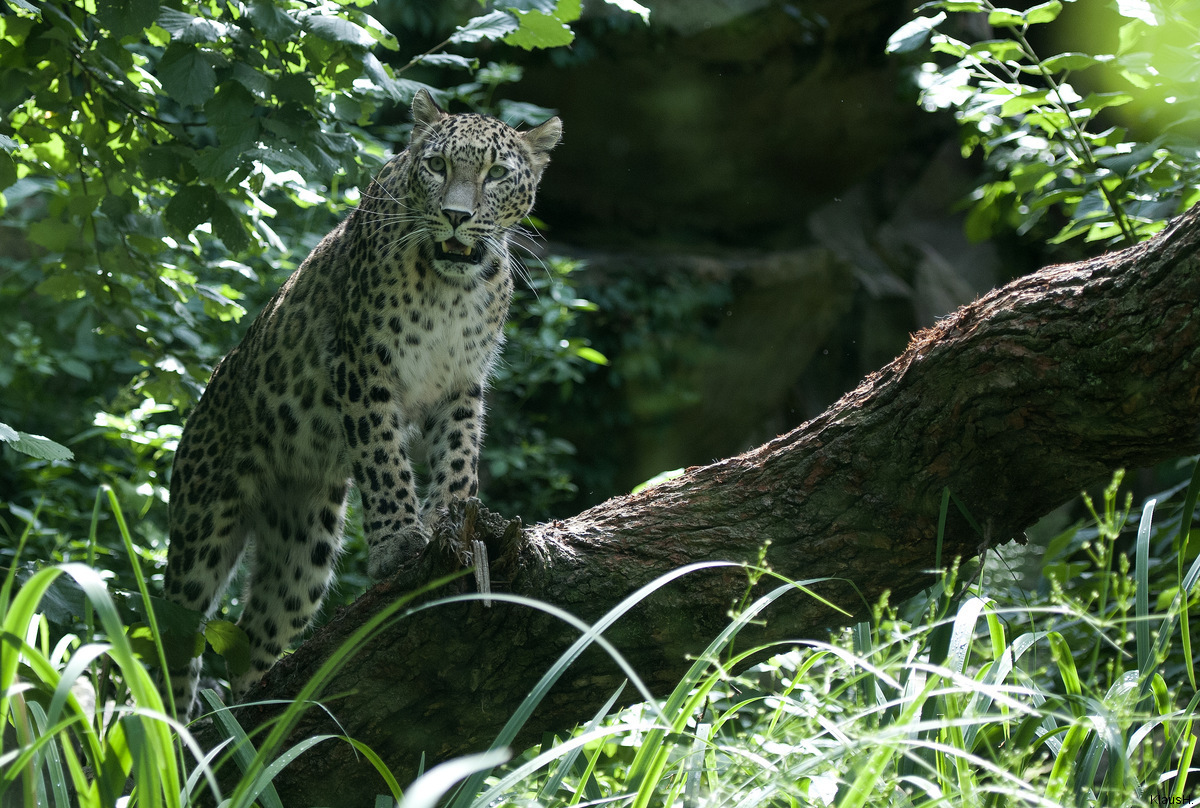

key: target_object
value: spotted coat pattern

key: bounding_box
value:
[163,90,561,717]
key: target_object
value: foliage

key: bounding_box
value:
[888,0,1200,249]
[458,468,1200,807]
[485,255,608,518]
[536,264,737,508]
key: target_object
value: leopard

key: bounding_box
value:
[163,89,562,718]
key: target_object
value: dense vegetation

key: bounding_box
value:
[2,0,1199,805]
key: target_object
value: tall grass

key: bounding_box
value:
[461,470,1200,807]
[3,467,1198,807]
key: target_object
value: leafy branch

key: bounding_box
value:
[888,0,1200,249]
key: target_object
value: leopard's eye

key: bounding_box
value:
[487,164,509,180]
[427,155,447,173]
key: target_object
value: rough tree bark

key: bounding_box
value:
[200,204,1200,805]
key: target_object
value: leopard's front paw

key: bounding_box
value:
[367,524,431,580]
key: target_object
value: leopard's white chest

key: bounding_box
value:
[372,274,509,418]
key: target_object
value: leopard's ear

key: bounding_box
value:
[411,89,446,135]
[521,117,562,179]
[522,117,562,156]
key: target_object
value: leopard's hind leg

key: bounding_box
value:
[164,471,250,719]
[230,477,348,700]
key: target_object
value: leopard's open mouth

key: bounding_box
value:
[437,237,483,264]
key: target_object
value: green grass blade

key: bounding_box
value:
[538,681,626,800]
[1173,731,1197,803]
[1134,498,1156,681]
[1176,459,1200,690]
[1047,631,1083,715]
[946,596,989,674]
[225,570,470,807]
[625,579,804,805]
[202,690,284,808]
[1045,721,1091,805]
[24,700,69,808]
[103,486,179,722]
[450,560,745,806]
[400,749,512,808]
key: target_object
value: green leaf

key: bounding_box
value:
[139,144,195,182]
[165,183,218,234]
[361,52,403,101]
[132,595,205,667]
[1115,0,1158,25]
[449,10,518,44]
[28,219,77,251]
[211,198,250,253]
[986,7,1026,28]
[573,346,609,366]
[556,0,583,23]
[968,38,1026,62]
[409,53,477,70]
[302,12,375,48]
[886,13,946,55]
[204,619,251,676]
[272,72,316,106]
[1023,109,1070,135]
[0,427,74,461]
[1000,89,1050,117]
[95,0,159,39]
[917,0,985,9]
[158,44,217,107]
[246,0,300,39]
[930,36,969,58]
[1009,160,1054,193]
[504,8,574,50]
[1024,0,1063,24]
[157,8,229,43]
[1079,91,1133,115]
[34,274,86,300]
[1099,142,1159,176]
[206,82,261,144]
[602,0,649,23]
[230,63,273,98]
[1041,52,1111,73]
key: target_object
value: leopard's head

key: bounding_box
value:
[404,89,562,279]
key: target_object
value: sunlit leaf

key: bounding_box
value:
[449,11,518,44]
[986,7,1026,27]
[1024,0,1063,24]
[573,346,609,366]
[0,428,74,461]
[1000,90,1050,117]
[1115,0,1159,24]
[205,619,251,676]
[886,12,946,55]
[157,8,229,43]
[505,8,574,50]
[968,38,1026,62]
[602,0,649,23]
[1040,52,1111,73]
[302,12,375,48]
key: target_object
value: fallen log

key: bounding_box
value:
[200,203,1200,806]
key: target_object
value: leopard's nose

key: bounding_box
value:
[443,208,474,227]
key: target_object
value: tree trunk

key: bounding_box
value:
[199,204,1200,806]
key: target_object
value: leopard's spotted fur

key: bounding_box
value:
[164,90,561,717]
